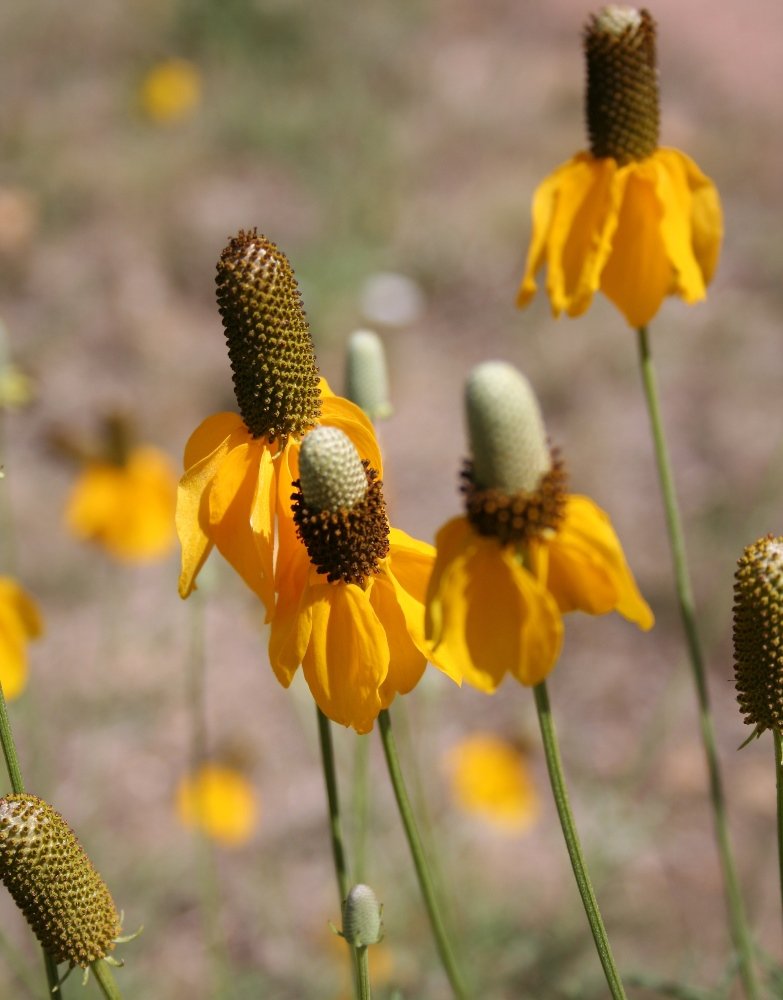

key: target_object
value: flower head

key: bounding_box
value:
[446,734,540,834]
[175,763,258,847]
[0,577,43,699]
[176,231,380,615]
[517,6,722,328]
[139,58,201,124]
[64,415,177,562]
[270,426,459,733]
[426,361,653,691]
[733,535,783,736]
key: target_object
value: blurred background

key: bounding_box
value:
[1,0,782,996]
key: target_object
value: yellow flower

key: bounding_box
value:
[426,362,653,691]
[517,8,722,329]
[175,763,258,847]
[446,734,540,833]
[269,427,459,733]
[176,232,381,617]
[0,578,42,700]
[139,58,201,125]
[65,446,177,562]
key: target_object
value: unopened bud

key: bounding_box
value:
[345,330,393,421]
[342,884,383,947]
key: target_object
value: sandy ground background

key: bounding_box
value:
[1,1,782,997]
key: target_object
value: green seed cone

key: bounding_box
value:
[342,884,383,947]
[0,794,121,967]
[216,230,321,442]
[299,426,369,513]
[733,535,783,734]
[584,6,660,164]
[345,329,393,421]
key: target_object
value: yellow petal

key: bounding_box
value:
[320,395,383,475]
[0,578,42,701]
[649,151,707,305]
[516,165,564,308]
[599,164,673,327]
[547,495,654,630]
[658,148,723,287]
[370,573,428,707]
[426,519,562,690]
[176,416,247,598]
[301,583,388,733]
[268,542,313,686]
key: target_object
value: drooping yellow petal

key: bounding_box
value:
[426,519,563,691]
[301,583,388,733]
[0,579,42,700]
[599,164,673,327]
[268,543,313,686]
[543,154,623,317]
[369,572,428,707]
[516,166,564,308]
[177,415,247,598]
[649,151,707,305]
[660,148,723,286]
[320,394,383,475]
[273,440,303,575]
[547,495,654,630]
[175,764,258,847]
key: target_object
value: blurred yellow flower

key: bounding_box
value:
[447,734,540,833]
[66,446,177,562]
[139,58,201,124]
[175,763,257,847]
[0,578,42,700]
[517,9,722,328]
[270,427,458,733]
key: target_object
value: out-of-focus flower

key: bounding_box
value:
[176,231,380,616]
[65,422,177,562]
[139,58,201,124]
[516,7,722,328]
[0,188,39,256]
[175,763,258,847]
[446,734,540,833]
[0,578,42,700]
[359,272,424,328]
[426,362,653,691]
[270,426,459,733]
[0,319,34,411]
[345,330,393,422]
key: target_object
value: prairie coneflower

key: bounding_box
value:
[517,7,722,328]
[0,577,42,699]
[139,58,201,124]
[426,361,653,691]
[64,415,177,563]
[175,763,258,847]
[176,231,380,616]
[269,426,459,733]
[447,734,540,833]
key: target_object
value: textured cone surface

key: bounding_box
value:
[342,884,383,947]
[345,330,393,421]
[216,230,321,441]
[733,536,783,732]
[0,794,121,967]
[584,7,660,164]
[299,427,368,512]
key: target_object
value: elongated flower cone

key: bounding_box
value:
[0,794,122,967]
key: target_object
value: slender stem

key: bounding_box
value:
[377,709,469,1000]
[775,729,783,941]
[91,959,124,1000]
[352,735,371,884]
[316,708,351,904]
[637,325,759,999]
[0,682,61,995]
[356,946,371,1000]
[533,682,627,998]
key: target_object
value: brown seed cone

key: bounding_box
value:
[733,535,783,734]
[216,230,321,442]
[584,7,660,164]
[0,794,121,967]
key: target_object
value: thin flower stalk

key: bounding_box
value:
[534,682,627,1000]
[357,947,371,1000]
[637,325,759,999]
[378,709,469,1000]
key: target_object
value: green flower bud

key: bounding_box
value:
[342,884,383,947]
[345,330,393,421]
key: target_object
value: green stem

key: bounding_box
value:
[91,958,124,1000]
[316,708,351,904]
[775,729,783,941]
[0,681,61,996]
[637,325,759,999]
[356,946,371,1000]
[377,709,469,1000]
[533,682,627,999]
[352,735,371,884]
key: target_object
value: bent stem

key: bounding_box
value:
[637,325,759,999]
[377,709,469,1000]
[533,681,627,999]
